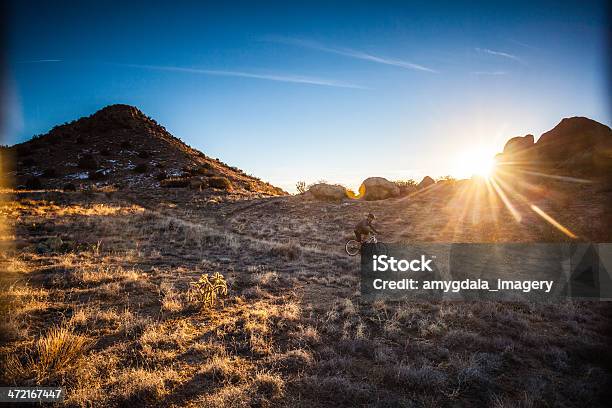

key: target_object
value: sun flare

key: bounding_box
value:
[452,147,496,179]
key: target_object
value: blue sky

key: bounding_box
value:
[3,0,610,191]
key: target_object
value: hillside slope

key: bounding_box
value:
[2,104,285,196]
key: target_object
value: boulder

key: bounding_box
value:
[497,134,538,166]
[503,134,534,154]
[358,177,400,200]
[417,176,435,190]
[307,183,348,201]
[535,117,612,172]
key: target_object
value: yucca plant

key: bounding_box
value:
[188,272,228,307]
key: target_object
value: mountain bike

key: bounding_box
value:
[345,235,387,256]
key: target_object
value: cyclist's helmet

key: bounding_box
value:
[367,213,375,219]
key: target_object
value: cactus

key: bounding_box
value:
[188,272,228,307]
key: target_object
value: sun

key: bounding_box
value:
[452,147,496,179]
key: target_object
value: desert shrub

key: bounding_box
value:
[272,349,314,372]
[207,176,233,190]
[160,177,190,188]
[253,372,285,401]
[134,163,148,173]
[199,356,245,383]
[121,140,132,149]
[296,181,307,194]
[25,177,43,189]
[269,240,301,260]
[5,326,90,383]
[385,364,448,390]
[298,375,374,406]
[63,183,77,192]
[42,168,57,178]
[187,164,215,176]
[21,157,36,167]
[189,179,203,190]
[78,154,98,170]
[395,179,418,196]
[437,175,456,183]
[110,368,167,406]
[137,150,149,159]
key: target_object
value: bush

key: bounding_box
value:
[394,179,418,196]
[296,181,307,194]
[134,163,148,173]
[160,177,190,188]
[190,165,215,176]
[5,326,90,383]
[78,154,98,170]
[25,177,43,189]
[207,176,233,190]
[63,183,77,192]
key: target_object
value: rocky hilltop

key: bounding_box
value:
[2,104,285,196]
[495,117,612,179]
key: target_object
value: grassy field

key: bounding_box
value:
[1,183,611,407]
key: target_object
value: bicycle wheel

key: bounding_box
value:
[345,240,361,256]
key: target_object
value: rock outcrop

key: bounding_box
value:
[503,134,535,154]
[307,183,348,201]
[495,117,612,179]
[417,176,435,189]
[358,177,400,200]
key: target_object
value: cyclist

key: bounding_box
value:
[354,213,379,243]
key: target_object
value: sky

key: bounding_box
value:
[2,0,610,192]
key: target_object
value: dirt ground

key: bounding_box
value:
[1,179,611,407]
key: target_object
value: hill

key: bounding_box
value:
[495,116,612,180]
[1,104,285,196]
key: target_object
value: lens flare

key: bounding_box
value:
[452,147,496,179]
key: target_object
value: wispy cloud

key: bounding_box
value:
[265,37,437,73]
[475,48,525,65]
[508,39,539,51]
[114,63,367,89]
[17,59,62,63]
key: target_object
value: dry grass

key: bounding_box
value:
[5,326,90,384]
[0,189,610,407]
